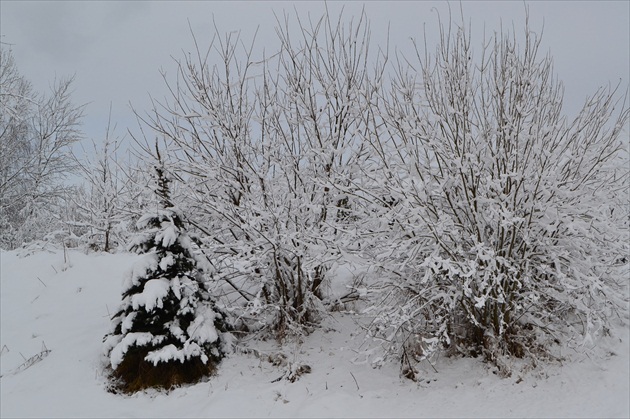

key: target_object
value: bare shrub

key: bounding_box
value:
[361,11,629,371]
[138,9,383,339]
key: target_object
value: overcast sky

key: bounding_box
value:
[1,1,629,147]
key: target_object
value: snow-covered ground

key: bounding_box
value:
[1,248,628,418]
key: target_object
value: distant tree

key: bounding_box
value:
[103,162,230,393]
[71,108,129,252]
[0,47,83,249]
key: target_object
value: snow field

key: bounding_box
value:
[1,249,628,418]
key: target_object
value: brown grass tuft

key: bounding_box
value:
[109,346,217,394]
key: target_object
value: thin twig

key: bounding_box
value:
[349,371,360,391]
[425,357,438,374]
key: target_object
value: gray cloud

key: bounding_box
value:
[1,1,628,144]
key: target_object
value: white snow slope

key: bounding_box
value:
[1,248,628,418]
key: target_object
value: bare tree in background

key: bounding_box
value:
[71,107,130,252]
[0,47,84,249]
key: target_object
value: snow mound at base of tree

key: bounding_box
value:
[1,249,628,418]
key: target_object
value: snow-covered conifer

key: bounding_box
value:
[103,165,229,393]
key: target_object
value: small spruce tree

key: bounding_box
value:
[103,164,229,393]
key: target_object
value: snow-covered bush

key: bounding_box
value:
[361,16,629,374]
[103,166,230,393]
[139,10,381,339]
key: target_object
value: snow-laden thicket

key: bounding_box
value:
[130,8,628,376]
[137,11,383,339]
[358,20,629,374]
